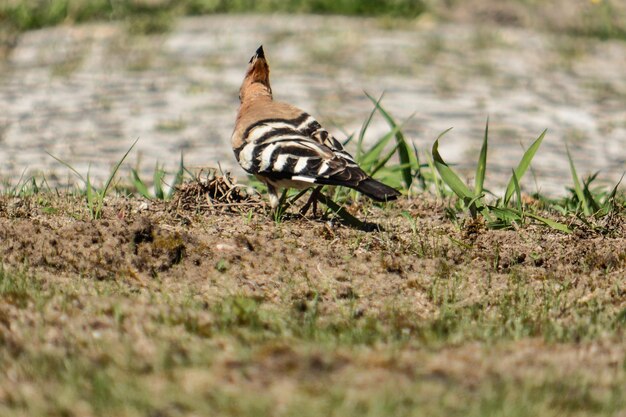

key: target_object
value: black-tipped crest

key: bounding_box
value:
[240,45,272,101]
[249,45,265,63]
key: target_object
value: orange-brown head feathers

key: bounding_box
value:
[239,45,272,103]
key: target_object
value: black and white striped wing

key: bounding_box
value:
[234,117,367,187]
[296,114,358,163]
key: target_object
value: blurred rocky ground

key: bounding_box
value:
[0,2,624,195]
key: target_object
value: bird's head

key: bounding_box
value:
[239,45,272,102]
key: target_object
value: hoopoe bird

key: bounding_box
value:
[232,46,400,212]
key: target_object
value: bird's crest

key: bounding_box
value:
[249,45,265,63]
[240,45,272,102]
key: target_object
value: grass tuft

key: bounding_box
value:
[430,123,573,233]
[130,153,186,201]
[48,138,138,219]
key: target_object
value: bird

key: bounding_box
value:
[231,45,401,214]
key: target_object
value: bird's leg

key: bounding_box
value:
[299,186,323,217]
[267,183,280,214]
[269,184,290,221]
[312,191,319,215]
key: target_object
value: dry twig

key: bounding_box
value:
[170,168,263,214]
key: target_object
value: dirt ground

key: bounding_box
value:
[1,189,624,292]
[0,185,624,416]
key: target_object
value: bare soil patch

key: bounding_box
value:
[1,191,624,285]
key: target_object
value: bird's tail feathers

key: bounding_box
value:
[355,178,401,202]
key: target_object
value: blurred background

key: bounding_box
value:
[0,0,624,195]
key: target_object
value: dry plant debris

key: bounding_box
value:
[170,169,263,214]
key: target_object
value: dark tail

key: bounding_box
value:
[355,178,401,202]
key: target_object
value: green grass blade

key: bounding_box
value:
[525,213,572,234]
[86,171,95,218]
[475,117,489,196]
[511,169,523,213]
[47,152,86,184]
[504,129,546,206]
[365,91,417,189]
[607,173,624,201]
[566,143,591,215]
[168,153,186,199]
[425,152,443,198]
[183,165,195,178]
[370,143,401,177]
[489,207,522,222]
[7,167,28,197]
[431,128,474,201]
[154,164,165,200]
[582,174,602,213]
[412,142,426,190]
[359,124,404,170]
[356,92,383,161]
[341,132,355,147]
[102,138,139,199]
[131,169,151,199]
[600,173,624,214]
[95,138,139,218]
[468,195,493,223]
